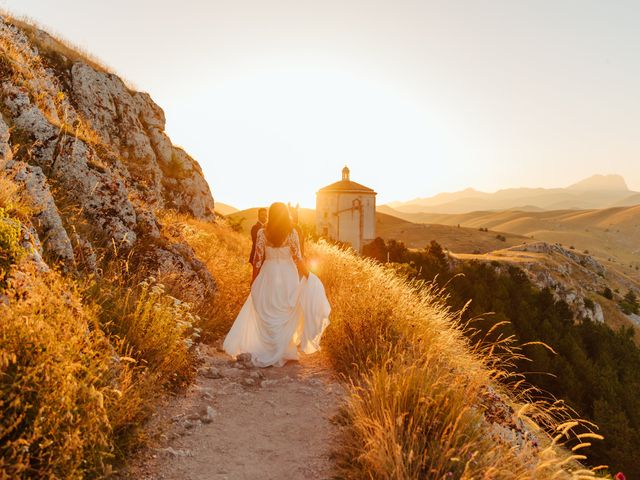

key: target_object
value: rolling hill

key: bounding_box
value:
[215,202,239,216]
[378,204,640,280]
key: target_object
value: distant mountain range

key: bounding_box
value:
[386,174,640,214]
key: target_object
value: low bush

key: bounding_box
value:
[0,267,115,478]
[1,246,204,476]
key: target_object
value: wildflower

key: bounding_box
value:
[615,473,626,480]
[151,285,164,295]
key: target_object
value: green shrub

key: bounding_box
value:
[620,290,639,315]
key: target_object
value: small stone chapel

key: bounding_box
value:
[315,166,376,253]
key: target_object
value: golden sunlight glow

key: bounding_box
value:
[308,257,320,274]
[171,63,443,208]
[6,0,640,209]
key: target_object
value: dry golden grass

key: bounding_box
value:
[1,244,203,477]
[0,266,116,478]
[0,171,34,220]
[305,241,603,479]
[158,211,252,340]
[82,252,202,455]
[0,174,20,211]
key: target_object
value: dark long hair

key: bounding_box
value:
[266,202,292,247]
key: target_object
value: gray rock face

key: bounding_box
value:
[6,160,75,265]
[2,80,139,249]
[0,16,216,299]
[68,62,215,217]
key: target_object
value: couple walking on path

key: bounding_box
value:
[223,202,331,367]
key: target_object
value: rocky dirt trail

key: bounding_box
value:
[122,344,345,480]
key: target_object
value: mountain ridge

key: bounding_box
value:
[388,174,638,214]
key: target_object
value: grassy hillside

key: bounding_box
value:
[379,204,640,282]
[362,237,640,475]
[214,202,239,216]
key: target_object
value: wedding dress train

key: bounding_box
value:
[223,229,330,367]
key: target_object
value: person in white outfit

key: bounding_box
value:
[223,202,331,367]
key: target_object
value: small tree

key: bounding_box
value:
[362,237,387,263]
[620,289,639,315]
[602,286,614,300]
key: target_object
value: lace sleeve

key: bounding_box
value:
[288,229,303,262]
[254,229,266,269]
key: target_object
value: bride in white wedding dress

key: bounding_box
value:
[223,202,331,367]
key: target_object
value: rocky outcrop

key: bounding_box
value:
[449,241,608,324]
[506,242,606,323]
[510,242,606,277]
[0,16,216,300]
[68,62,214,217]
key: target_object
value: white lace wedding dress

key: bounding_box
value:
[223,228,331,367]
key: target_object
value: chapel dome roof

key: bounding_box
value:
[317,166,376,195]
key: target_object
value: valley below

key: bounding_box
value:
[229,202,640,339]
[377,204,640,283]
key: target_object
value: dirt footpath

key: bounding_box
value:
[122,345,344,480]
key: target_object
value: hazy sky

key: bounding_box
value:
[2,0,639,208]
